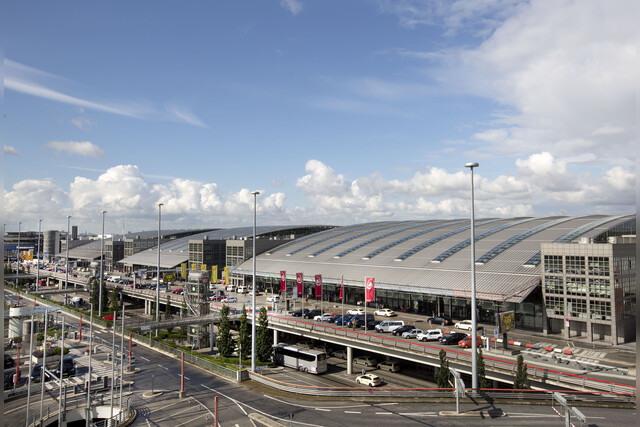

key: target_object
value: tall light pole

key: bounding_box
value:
[156,203,163,337]
[17,221,22,287]
[465,162,479,392]
[99,211,106,317]
[65,215,71,305]
[36,219,42,292]
[250,190,260,372]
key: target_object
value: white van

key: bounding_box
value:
[226,284,236,292]
[236,285,249,294]
[375,320,405,333]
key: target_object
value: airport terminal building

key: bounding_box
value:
[231,214,635,345]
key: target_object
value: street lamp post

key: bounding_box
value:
[100,211,106,317]
[156,203,163,337]
[250,190,260,372]
[36,219,42,292]
[65,216,71,305]
[465,162,479,392]
[17,221,22,287]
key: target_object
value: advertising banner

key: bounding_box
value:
[296,273,303,297]
[180,263,186,279]
[224,266,229,284]
[280,271,286,292]
[365,277,375,303]
[339,276,343,300]
[212,265,218,283]
[314,275,322,299]
[201,263,207,271]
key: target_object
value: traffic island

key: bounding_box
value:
[142,390,163,398]
[439,409,506,417]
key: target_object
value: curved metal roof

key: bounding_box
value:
[233,214,635,303]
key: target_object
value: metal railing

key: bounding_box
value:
[266,314,636,395]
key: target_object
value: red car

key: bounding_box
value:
[458,335,482,348]
[172,288,184,294]
[102,314,115,320]
[209,295,225,301]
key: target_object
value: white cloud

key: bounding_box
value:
[4,145,20,155]
[281,0,302,15]
[47,141,105,158]
[6,59,206,127]
[4,158,634,231]
[71,117,96,129]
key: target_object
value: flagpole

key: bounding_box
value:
[364,278,367,333]
[341,276,344,327]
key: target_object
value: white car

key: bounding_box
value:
[347,308,364,315]
[313,313,334,322]
[266,296,280,303]
[416,329,443,342]
[455,320,473,331]
[374,308,396,317]
[401,329,423,339]
[221,296,237,303]
[356,374,382,387]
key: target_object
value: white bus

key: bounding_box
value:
[272,344,327,374]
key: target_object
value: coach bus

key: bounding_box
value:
[272,344,327,374]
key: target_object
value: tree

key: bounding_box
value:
[100,279,109,313]
[217,304,234,358]
[513,354,530,389]
[237,305,251,361]
[110,287,119,314]
[436,349,450,388]
[257,307,272,363]
[90,279,99,310]
[477,348,491,389]
[165,295,172,319]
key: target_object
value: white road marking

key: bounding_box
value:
[315,408,330,412]
[398,412,437,416]
[155,406,198,423]
[375,412,394,415]
[159,365,169,371]
[344,411,361,414]
[263,394,372,409]
[202,384,323,426]
[139,356,150,361]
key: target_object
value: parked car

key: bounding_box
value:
[330,315,345,324]
[209,294,225,301]
[289,308,310,317]
[401,329,423,339]
[347,308,364,315]
[52,357,76,378]
[454,320,473,331]
[439,332,468,345]
[102,314,115,320]
[30,364,52,383]
[303,309,322,319]
[416,329,443,342]
[375,320,405,333]
[331,349,347,359]
[458,335,483,349]
[360,319,382,330]
[335,314,356,326]
[377,360,401,372]
[221,296,238,303]
[427,316,453,326]
[374,308,396,317]
[353,356,378,367]
[347,314,374,327]
[266,296,280,303]
[4,354,15,369]
[172,288,184,294]
[356,374,382,387]
[391,324,415,336]
[313,313,334,322]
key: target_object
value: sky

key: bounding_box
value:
[2,0,637,234]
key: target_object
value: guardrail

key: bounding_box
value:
[248,371,635,404]
[266,314,636,395]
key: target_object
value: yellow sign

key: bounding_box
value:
[201,263,207,271]
[181,263,187,279]
[165,273,175,282]
[212,265,218,282]
[500,311,515,333]
[191,263,196,271]
[224,266,229,284]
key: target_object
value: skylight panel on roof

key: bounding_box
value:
[308,222,406,258]
[286,223,388,256]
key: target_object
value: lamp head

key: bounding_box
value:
[465,162,479,168]
[251,190,260,196]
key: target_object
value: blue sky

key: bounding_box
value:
[3,0,636,234]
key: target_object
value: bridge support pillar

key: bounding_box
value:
[273,329,278,346]
[144,300,149,315]
[346,347,353,375]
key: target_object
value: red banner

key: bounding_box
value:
[314,275,322,299]
[280,271,286,293]
[296,273,303,297]
[365,277,375,303]
[339,276,343,300]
